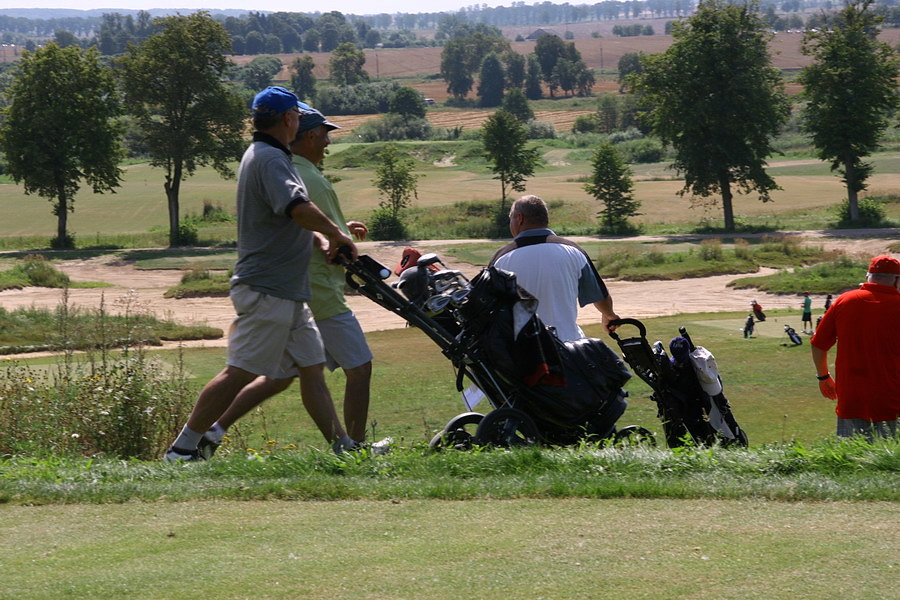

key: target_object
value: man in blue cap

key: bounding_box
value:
[197,104,385,455]
[165,87,359,461]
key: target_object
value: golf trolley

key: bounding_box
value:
[609,318,748,448]
[335,249,651,450]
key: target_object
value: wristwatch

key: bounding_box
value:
[816,373,830,381]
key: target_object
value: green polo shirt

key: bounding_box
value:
[293,155,350,320]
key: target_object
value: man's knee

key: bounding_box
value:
[344,361,373,382]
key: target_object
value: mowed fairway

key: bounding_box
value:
[2,498,896,599]
[4,152,899,239]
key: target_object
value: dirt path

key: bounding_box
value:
[1,231,895,357]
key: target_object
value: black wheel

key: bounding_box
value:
[613,425,657,447]
[429,412,484,451]
[474,407,539,448]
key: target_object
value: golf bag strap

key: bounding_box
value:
[488,234,609,300]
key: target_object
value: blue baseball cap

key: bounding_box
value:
[298,107,340,133]
[251,86,299,117]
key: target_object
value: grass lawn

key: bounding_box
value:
[1,498,896,599]
[2,150,899,248]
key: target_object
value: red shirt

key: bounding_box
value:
[811,283,900,421]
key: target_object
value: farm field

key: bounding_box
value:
[230,25,900,101]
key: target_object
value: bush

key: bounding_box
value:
[699,238,724,261]
[19,254,70,287]
[368,207,408,241]
[834,197,892,228]
[617,138,665,163]
[315,81,400,115]
[524,119,557,139]
[0,351,193,459]
[176,220,199,246]
[51,233,75,250]
[572,113,601,133]
[353,114,433,142]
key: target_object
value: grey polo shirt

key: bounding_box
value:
[231,132,313,301]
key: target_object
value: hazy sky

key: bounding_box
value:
[4,1,511,16]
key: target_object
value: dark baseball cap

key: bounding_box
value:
[298,107,340,133]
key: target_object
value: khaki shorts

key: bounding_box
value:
[316,310,373,372]
[227,284,325,379]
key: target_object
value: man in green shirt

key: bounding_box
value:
[199,106,379,456]
[801,291,813,333]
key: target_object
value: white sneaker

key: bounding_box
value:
[370,437,393,456]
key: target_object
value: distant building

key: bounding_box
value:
[525,28,557,41]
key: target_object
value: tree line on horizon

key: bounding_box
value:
[0,0,896,249]
[7,0,900,55]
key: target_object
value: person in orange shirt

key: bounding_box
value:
[810,255,900,440]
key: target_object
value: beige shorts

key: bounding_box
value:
[227,284,325,378]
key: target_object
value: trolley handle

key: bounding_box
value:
[607,318,646,341]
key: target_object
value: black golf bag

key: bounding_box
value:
[609,318,748,448]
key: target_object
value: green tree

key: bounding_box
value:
[440,38,474,99]
[597,94,619,133]
[584,143,641,232]
[503,51,527,89]
[633,0,789,232]
[370,143,420,240]
[477,53,506,107]
[440,26,509,101]
[534,34,567,87]
[389,86,427,120]
[617,51,642,92]
[290,55,317,102]
[373,143,420,218]
[241,55,283,90]
[329,42,368,86]
[525,54,544,100]
[0,43,122,248]
[481,109,542,212]
[798,0,900,222]
[501,87,534,122]
[119,12,246,247]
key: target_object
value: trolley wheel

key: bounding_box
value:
[474,407,539,448]
[613,425,657,447]
[429,412,484,451]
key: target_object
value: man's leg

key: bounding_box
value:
[168,365,257,458]
[298,363,349,446]
[343,361,373,442]
[216,376,295,431]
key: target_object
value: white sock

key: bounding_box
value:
[208,422,226,444]
[172,425,202,450]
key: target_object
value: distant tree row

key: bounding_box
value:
[441,28,596,106]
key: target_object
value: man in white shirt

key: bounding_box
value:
[489,194,619,342]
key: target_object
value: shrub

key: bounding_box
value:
[734,238,752,260]
[368,207,408,241]
[699,238,724,261]
[353,114,433,142]
[617,138,665,163]
[834,197,891,228]
[315,81,400,115]
[0,351,193,459]
[572,113,601,133]
[176,220,199,246]
[19,254,70,287]
[525,119,557,139]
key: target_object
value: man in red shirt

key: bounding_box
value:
[810,254,900,440]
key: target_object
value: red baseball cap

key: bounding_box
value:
[868,255,900,275]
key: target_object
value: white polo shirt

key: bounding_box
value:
[493,229,608,342]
